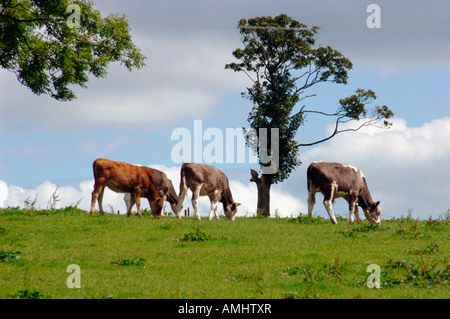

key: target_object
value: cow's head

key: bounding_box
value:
[224,203,240,221]
[150,197,164,219]
[364,201,381,224]
[171,202,183,217]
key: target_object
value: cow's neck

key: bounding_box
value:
[220,188,234,209]
[358,187,374,210]
[166,185,178,205]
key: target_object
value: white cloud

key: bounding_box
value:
[0,180,8,207]
[0,32,246,131]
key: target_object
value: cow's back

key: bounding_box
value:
[308,161,365,192]
[182,163,228,189]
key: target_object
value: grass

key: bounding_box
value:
[0,206,448,299]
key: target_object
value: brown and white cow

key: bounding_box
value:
[177,163,240,220]
[89,158,164,218]
[307,161,381,224]
[124,167,180,215]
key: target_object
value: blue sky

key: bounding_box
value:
[1,0,449,219]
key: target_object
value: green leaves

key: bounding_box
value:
[339,89,394,126]
[0,249,21,262]
[181,226,211,242]
[0,0,146,101]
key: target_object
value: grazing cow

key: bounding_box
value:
[307,161,381,224]
[89,158,164,218]
[177,163,240,220]
[124,167,180,215]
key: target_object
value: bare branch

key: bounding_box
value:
[296,117,381,147]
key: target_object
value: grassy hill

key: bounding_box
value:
[0,207,448,299]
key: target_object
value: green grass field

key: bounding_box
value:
[0,207,448,299]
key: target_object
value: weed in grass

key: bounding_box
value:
[282,266,302,276]
[10,289,50,299]
[1,233,23,263]
[382,259,449,288]
[228,269,265,297]
[393,219,427,240]
[404,244,439,255]
[112,257,147,266]
[338,223,388,238]
[181,226,211,242]
[326,254,346,278]
[286,215,329,225]
[0,249,21,262]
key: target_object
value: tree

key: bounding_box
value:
[0,0,146,101]
[226,14,393,217]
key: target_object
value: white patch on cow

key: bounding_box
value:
[332,180,348,199]
[342,163,358,173]
[323,181,339,224]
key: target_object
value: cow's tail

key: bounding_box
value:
[306,164,313,192]
[179,163,188,195]
[92,159,100,181]
[175,163,189,216]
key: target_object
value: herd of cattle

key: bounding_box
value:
[89,158,381,224]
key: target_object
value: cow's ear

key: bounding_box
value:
[375,201,380,206]
[235,203,241,207]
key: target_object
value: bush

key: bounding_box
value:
[181,227,211,242]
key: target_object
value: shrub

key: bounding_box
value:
[181,227,211,242]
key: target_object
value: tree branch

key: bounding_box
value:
[250,169,261,184]
[296,117,379,147]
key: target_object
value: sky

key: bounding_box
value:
[1,0,449,220]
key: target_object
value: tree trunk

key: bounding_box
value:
[250,169,272,217]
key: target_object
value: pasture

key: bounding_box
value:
[0,207,448,299]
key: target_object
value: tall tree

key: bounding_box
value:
[0,0,146,101]
[226,14,393,217]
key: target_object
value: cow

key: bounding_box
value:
[89,158,164,218]
[177,163,240,220]
[307,161,381,224]
[123,166,180,215]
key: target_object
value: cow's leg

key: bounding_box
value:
[208,199,219,220]
[90,181,105,215]
[90,186,100,215]
[323,182,338,224]
[348,200,357,224]
[307,185,316,217]
[348,191,358,224]
[126,193,136,217]
[191,185,202,220]
[176,177,188,218]
[133,191,142,217]
[124,193,132,213]
[354,205,362,223]
[97,187,106,215]
[208,191,220,220]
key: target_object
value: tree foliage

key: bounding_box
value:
[0,0,146,101]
